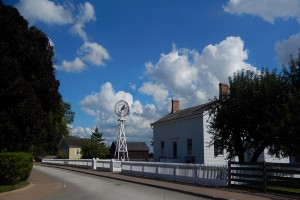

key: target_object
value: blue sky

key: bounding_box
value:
[5,0,300,150]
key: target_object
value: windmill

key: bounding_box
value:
[114,100,130,161]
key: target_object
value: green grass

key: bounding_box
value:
[0,181,30,193]
[267,186,300,194]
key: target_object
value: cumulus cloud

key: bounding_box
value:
[54,57,86,72]
[224,0,300,24]
[15,0,110,72]
[15,0,73,25]
[141,36,256,108]
[79,42,110,66]
[79,82,159,146]
[75,37,256,149]
[275,33,300,65]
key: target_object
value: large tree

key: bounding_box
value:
[0,2,73,154]
[209,69,286,162]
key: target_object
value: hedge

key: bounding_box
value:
[0,152,33,185]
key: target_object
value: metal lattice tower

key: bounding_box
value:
[114,118,129,161]
[114,100,130,161]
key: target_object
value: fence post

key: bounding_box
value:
[227,160,231,187]
[263,162,267,192]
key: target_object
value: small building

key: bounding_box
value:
[109,141,150,161]
[152,83,290,165]
[58,136,86,159]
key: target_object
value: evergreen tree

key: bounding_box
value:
[81,127,109,159]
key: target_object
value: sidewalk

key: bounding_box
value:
[1,163,299,200]
[0,165,64,200]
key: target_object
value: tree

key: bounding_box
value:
[276,52,300,158]
[81,127,109,159]
[0,2,74,154]
[209,69,286,162]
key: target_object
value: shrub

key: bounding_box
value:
[56,151,67,159]
[0,152,33,185]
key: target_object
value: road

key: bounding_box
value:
[34,165,207,200]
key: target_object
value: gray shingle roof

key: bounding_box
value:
[151,101,215,125]
[58,136,86,148]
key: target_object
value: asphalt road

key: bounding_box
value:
[34,165,207,200]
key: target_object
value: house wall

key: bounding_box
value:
[203,113,228,165]
[68,147,81,159]
[153,115,205,164]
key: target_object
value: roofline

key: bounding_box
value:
[151,101,217,126]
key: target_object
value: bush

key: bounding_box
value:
[0,152,33,185]
[56,151,67,159]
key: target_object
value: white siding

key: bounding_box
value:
[153,115,204,163]
[203,113,228,165]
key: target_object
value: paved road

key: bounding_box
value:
[34,165,207,200]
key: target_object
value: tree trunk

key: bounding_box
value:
[250,142,266,162]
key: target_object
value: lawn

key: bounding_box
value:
[0,181,30,193]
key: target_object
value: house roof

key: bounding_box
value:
[58,136,86,148]
[110,141,149,152]
[151,101,215,125]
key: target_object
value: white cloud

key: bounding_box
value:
[76,37,256,150]
[71,126,93,138]
[139,82,169,109]
[15,0,73,25]
[79,42,110,66]
[79,82,159,148]
[72,2,96,41]
[275,33,300,65]
[15,0,110,72]
[54,57,86,72]
[224,0,300,24]
[141,37,256,108]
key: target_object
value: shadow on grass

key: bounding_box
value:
[0,181,30,193]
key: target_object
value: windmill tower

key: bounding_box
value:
[114,100,129,161]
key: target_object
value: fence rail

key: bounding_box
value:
[42,159,227,186]
[121,161,227,186]
[228,161,300,192]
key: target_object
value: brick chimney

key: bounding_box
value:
[219,83,229,100]
[171,99,179,113]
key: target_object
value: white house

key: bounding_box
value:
[152,99,228,165]
[152,83,290,165]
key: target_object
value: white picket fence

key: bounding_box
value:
[122,161,227,186]
[42,159,227,186]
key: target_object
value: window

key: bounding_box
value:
[76,148,81,155]
[160,141,164,155]
[173,141,177,158]
[214,140,223,156]
[187,139,192,155]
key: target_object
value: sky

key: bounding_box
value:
[4,0,300,151]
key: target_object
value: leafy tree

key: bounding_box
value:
[276,52,300,158]
[209,69,286,162]
[81,127,109,159]
[0,2,74,154]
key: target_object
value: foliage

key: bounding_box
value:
[209,53,300,162]
[81,127,109,159]
[56,151,68,159]
[0,2,74,155]
[209,69,286,162]
[0,152,33,185]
